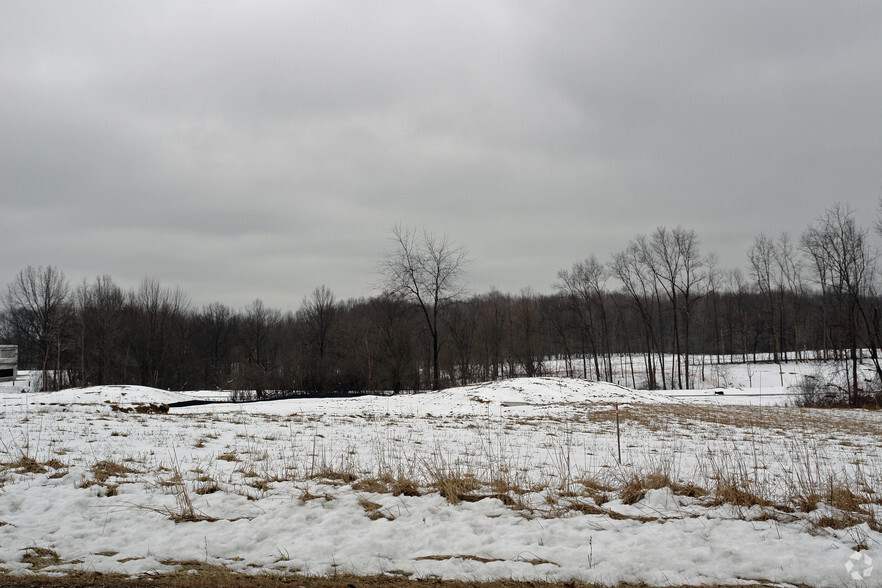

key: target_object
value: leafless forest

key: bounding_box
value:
[3,204,882,405]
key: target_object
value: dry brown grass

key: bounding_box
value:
[312,469,357,484]
[165,484,217,523]
[143,458,218,523]
[709,481,771,508]
[358,497,396,521]
[248,478,272,493]
[426,469,481,505]
[195,480,220,495]
[619,471,672,505]
[671,482,708,498]
[3,456,47,474]
[21,546,61,570]
[570,477,613,505]
[43,458,66,470]
[91,460,140,484]
[298,488,334,502]
[794,485,863,513]
[421,452,483,505]
[388,476,422,497]
[815,513,863,530]
[415,554,505,563]
[352,477,387,493]
[563,499,607,516]
[352,474,423,497]
[613,403,882,440]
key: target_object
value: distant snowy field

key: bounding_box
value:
[1,368,880,586]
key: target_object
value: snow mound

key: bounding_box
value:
[5,385,196,407]
[444,377,678,406]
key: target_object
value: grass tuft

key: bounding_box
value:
[91,460,140,484]
[7,456,48,474]
[21,546,61,570]
[619,471,671,505]
[358,497,396,521]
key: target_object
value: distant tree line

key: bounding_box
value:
[2,203,882,405]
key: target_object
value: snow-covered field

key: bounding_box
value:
[1,369,880,586]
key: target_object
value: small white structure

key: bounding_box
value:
[0,345,17,383]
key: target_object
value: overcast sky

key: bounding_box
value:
[3,1,882,310]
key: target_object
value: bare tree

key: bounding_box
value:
[297,285,338,392]
[131,278,190,389]
[507,288,545,377]
[443,300,475,386]
[199,302,236,389]
[3,266,72,390]
[748,233,782,366]
[724,268,751,363]
[610,242,661,389]
[368,292,417,393]
[475,289,508,381]
[775,233,807,361]
[77,275,125,386]
[556,255,613,381]
[672,229,706,389]
[802,203,877,404]
[240,299,282,398]
[703,253,723,359]
[380,224,467,390]
[642,227,704,389]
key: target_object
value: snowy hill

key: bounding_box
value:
[443,377,679,406]
[0,385,196,409]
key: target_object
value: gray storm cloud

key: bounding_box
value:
[2,1,881,308]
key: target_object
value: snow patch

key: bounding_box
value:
[1,385,195,408]
[444,377,679,407]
